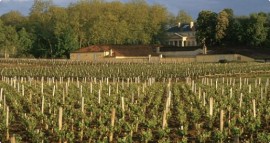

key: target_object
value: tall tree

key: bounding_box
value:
[56,26,79,58]
[0,11,25,29]
[248,13,267,47]
[17,28,33,57]
[28,0,54,58]
[167,10,193,27]
[175,10,193,23]
[196,10,217,46]
[0,20,6,57]
[1,26,19,57]
[215,10,229,44]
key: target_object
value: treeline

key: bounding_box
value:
[0,0,270,59]
[0,0,169,58]
[196,9,270,47]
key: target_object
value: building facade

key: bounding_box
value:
[166,22,197,47]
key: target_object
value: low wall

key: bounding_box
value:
[70,53,254,63]
[160,57,195,63]
[196,54,254,62]
[70,52,104,61]
[158,49,203,57]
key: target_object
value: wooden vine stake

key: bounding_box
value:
[52,85,55,97]
[239,77,242,89]
[162,90,171,129]
[162,109,167,129]
[203,92,206,106]
[58,107,63,130]
[0,88,3,102]
[220,110,224,132]
[65,83,68,96]
[121,97,125,113]
[98,90,101,104]
[41,78,44,95]
[80,85,83,97]
[109,108,116,142]
[6,106,9,140]
[215,79,218,90]
[41,96,44,114]
[10,134,16,143]
[239,93,243,117]
[252,99,256,118]
[81,97,84,113]
[230,88,233,99]
[58,107,63,143]
[209,97,213,117]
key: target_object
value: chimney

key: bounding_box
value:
[190,21,194,29]
[178,22,181,27]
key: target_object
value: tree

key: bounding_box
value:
[0,20,6,57]
[0,11,25,29]
[30,0,53,15]
[56,26,79,58]
[222,9,241,45]
[215,10,229,44]
[17,28,33,57]
[196,10,217,46]
[167,10,193,27]
[28,0,54,58]
[175,10,193,23]
[0,25,19,58]
[246,13,267,47]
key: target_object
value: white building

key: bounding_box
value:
[166,22,197,47]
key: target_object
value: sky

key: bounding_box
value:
[0,0,270,19]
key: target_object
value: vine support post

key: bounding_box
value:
[220,110,224,132]
[22,85,24,96]
[10,134,16,143]
[252,99,256,118]
[162,109,167,129]
[203,92,206,106]
[209,97,213,117]
[58,107,63,130]
[81,97,84,113]
[41,96,44,114]
[41,77,44,95]
[6,106,9,141]
[121,97,125,113]
[53,85,55,97]
[0,88,3,101]
[80,85,83,97]
[239,93,243,117]
[109,108,116,142]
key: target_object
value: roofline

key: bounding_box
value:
[174,33,186,38]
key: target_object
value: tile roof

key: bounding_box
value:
[72,45,159,57]
[167,23,195,33]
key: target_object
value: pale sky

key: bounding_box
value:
[0,0,270,18]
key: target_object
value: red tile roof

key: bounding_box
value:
[72,45,159,56]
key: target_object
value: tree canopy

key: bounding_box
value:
[195,9,270,47]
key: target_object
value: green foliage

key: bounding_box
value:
[167,10,193,28]
[17,28,33,57]
[196,10,217,46]
[247,13,267,47]
[215,10,229,43]
[196,9,270,47]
